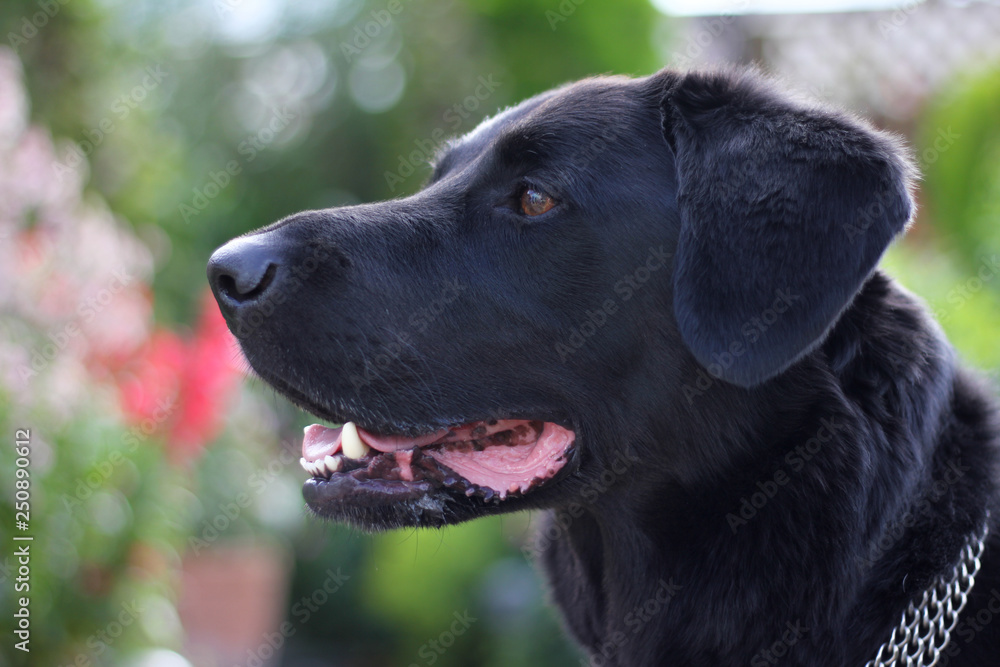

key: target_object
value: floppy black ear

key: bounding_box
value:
[659,69,915,388]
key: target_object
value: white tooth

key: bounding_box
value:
[341,422,370,459]
[300,457,311,473]
[314,458,329,477]
[324,454,343,473]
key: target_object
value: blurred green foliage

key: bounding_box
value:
[4,1,1000,666]
[3,0,661,326]
[4,0,660,664]
[0,385,188,666]
[920,66,1000,261]
[883,63,1000,372]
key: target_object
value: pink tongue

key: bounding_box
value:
[358,426,450,452]
[302,424,343,462]
[425,422,573,498]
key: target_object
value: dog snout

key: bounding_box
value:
[207,234,282,316]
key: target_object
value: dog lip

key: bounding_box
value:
[303,474,437,505]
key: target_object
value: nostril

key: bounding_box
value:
[207,235,283,312]
[217,262,277,303]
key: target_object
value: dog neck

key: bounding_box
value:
[541,273,998,666]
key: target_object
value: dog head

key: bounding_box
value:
[207,68,914,530]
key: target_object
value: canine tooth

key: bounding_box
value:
[341,422,370,459]
[324,454,342,473]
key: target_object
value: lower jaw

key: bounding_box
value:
[301,475,494,530]
[303,474,436,506]
[303,446,513,504]
[303,468,555,512]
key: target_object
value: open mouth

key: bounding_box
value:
[299,419,575,507]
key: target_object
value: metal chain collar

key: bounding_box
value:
[865,514,991,667]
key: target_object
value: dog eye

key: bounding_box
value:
[519,187,556,217]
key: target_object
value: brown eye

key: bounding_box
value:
[519,188,556,216]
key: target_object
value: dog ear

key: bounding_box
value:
[658,69,915,388]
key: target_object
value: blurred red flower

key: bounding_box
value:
[116,289,242,461]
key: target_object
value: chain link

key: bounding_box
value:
[865,515,990,667]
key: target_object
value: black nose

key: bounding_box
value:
[207,235,280,317]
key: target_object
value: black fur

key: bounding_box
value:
[208,68,1000,666]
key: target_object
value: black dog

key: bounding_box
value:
[208,68,1000,666]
